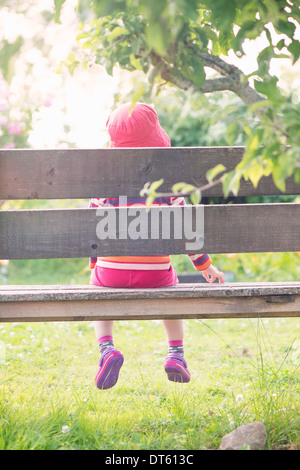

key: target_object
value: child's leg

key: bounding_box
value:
[93,320,114,351]
[93,320,124,390]
[162,319,190,383]
[93,320,114,338]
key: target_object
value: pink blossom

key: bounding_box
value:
[7,121,22,135]
[42,95,53,107]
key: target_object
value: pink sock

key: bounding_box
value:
[98,335,114,353]
[97,335,113,344]
[168,340,184,356]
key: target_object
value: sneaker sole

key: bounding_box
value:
[95,351,124,390]
[165,361,191,383]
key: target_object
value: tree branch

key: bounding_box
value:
[196,51,242,79]
[195,51,263,107]
[160,68,242,95]
[155,49,263,108]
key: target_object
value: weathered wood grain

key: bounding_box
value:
[0,283,299,322]
[1,282,299,300]
[0,203,299,259]
[1,147,299,199]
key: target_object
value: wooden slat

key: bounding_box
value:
[0,283,299,322]
[0,203,299,259]
[1,282,299,300]
[1,147,299,199]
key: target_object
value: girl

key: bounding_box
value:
[89,102,225,390]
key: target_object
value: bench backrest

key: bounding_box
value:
[1,146,300,261]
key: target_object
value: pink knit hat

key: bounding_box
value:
[106,102,171,148]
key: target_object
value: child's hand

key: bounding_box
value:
[202,265,225,283]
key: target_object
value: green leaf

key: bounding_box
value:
[129,54,143,71]
[148,62,164,85]
[226,121,240,145]
[0,37,24,82]
[172,182,197,194]
[76,32,91,43]
[145,22,168,56]
[232,20,258,53]
[103,58,114,76]
[193,26,209,49]
[141,179,164,209]
[145,194,156,209]
[107,26,130,41]
[254,77,282,102]
[206,164,226,182]
[54,0,66,23]
[62,53,80,75]
[149,178,164,192]
[222,170,241,197]
[288,40,300,65]
[256,45,274,75]
[81,40,93,49]
[192,58,206,88]
[172,182,191,193]
[294,168,300,184]
[129,84,148,113]
[140,182,151,197]
[277,19,296,39]
[219,29,234,55]
[248,99,272,114]
[180,55,205,88]
[244,162,266,188]
[272,173,286,192]
[190,189,201,205]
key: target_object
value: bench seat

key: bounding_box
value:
[1,282,299,322]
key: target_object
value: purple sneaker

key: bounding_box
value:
[164,353,191,383]
[95,347,124,390]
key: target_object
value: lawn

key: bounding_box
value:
[1,314,299,450]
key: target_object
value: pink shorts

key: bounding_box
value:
[90,265,178,289]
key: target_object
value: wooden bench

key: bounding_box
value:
[0,146,300,322]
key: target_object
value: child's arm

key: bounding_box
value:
[202,264,225,283]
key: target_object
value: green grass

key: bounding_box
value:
[1,317,299,450]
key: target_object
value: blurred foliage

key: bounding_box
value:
[172,251,300,282]
[2,258,90,285]
[114,78,249,147]
[0,1,78,150]
[57,0,300,196]
[0,73,34,149]
[213,251,300,282]
[0,36,23,83]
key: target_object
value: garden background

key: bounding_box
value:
[0,0,299,450]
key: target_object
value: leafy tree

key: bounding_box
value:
[57,0,300,197]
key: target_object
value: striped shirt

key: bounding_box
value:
[89,196,211,271]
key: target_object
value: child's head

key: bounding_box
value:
[106,102,170,148]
